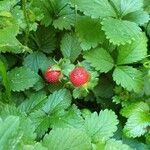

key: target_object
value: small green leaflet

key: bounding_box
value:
[117,33,147,65]
[84,47,114,73]
[23,52,50,73]
[101,18,142,45]
[75,16,105,50]
[111,0,143,17]
[83,109,118,143]
[8,67,40,92]
[60,33,81,62]
[43,128,92,150]
[113,66,144,93]
[70,0,116,18]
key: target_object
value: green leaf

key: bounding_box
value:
[105,139,132,150]
[8,67,40,92]
[101,18,142,45]
[121,102,149,118]
[70,0,116,18]
[0,60,11,101]
[53,6,76,30]
[75,16,105,50]
[83,109,118,142]
[117,33,147,65]
[30,26,56,54]
[124,111,150,137]
[60,33,81,62]
[84,47,114,73]
[123,10,150,25]
[18,91,47,114]
[23,52,49,73]
[42,89,72,114]
[23,143,47,150]
[111,0,143,17]
[113,66,144,93]
[43,128,92,150]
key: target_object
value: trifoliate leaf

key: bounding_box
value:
[84,47,114,73]
[101,18,142,45]
[18,91,47,114]
[75,16,105,50]
[23,52,49,73]
[117,33,147,65]
[43,128,92,150]
[42,89,72,114]
[105,139,132,150]
[123,10,150,25]
[70,0,116,18]
[8,67,40,92]
[83,109,118,142]
[111,0,143,17]
[60,33,81,62]
[121,102,149,118]
[113,66,144,93]
[29,26,56,54]
[53,6,76,30]
[124,111,150,137]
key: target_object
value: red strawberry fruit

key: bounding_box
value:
[44,67,61,83]
[69,67,90,87]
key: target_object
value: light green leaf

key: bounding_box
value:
[53,6,76,30]
[23,52,49,73]
[84,47,114,73]
[124,111,150,137]
[83,109,118,142]
[60,33,81,62]
[105,139,132,150]
[102,18,142,45]
[117,33,147,65]
[75,16,105,50]
[23,143,47,150]
[123,10,150,25]
[43,128,92,150]
[8,67,40,92]
[113,66,144,93]
[42,89,72,114]
[18,91,47,114]
[112,0,143,16]
[70,0,116,18]
[121,102,149,118]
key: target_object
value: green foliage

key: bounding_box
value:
[0,0,150,149]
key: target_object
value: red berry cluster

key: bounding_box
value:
[44,66,90,87]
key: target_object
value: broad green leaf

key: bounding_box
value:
[50,105,84,129]
[105,139,132,150]
[111,0,143,17]
[123,10,150,25]
[83,109,118,142]
[29,26,56,54]
[18,91,47,114]
[60,33,81,62]
[124,111,150,137]
[23,52,49,72]
[102,18,142,45]
[53,6,76,30]
[84,47,114,73]
[70,0,116,18]
[117,33,147,65]
[113,66,144,93]
[42,89,72,114]
[23,143,47,150]
[121,102,149,118]
[43,128,92,150]
[8,67,40,92]
[75,16,105,50]
[0,60,11,101]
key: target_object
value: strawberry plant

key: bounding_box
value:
[0,0,150,149]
